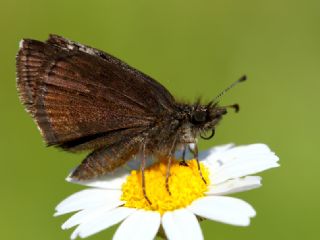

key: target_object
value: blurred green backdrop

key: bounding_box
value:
[1,0,319,239]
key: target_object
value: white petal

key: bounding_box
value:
[201,144,279,184]
[66,167,129,189]
[188,196,255,226]
[175,143,234,160]
[54,189,122,216]
[198,143,235,161]
[71,207,136,239]
[62,208,98,230]
[61,201,123,229]
[113,210,160,240]
[162,209,203,240]
[207,176,261,195]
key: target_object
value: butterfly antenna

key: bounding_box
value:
[212,75,247,104]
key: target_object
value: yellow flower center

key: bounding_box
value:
[121,158,210,214]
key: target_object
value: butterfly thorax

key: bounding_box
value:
[143,102,227,155]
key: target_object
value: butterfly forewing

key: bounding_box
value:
[16,36,175,153]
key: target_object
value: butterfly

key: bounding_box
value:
[16,35,245,202]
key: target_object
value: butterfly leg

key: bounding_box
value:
[141,143,152,205]
[179,145,189,166]
[165,138,177,195]
[165,153,173,195]
[194,144,207,184]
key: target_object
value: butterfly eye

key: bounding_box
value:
[192,111,207,124]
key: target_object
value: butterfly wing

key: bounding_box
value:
[16,35,176,152]
[46,34,176,112]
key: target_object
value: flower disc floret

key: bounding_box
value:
[121,159,210,214]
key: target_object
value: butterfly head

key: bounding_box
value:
[188,75,247,140]
[188,103,231,140]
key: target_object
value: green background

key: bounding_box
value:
[1,0,319,239]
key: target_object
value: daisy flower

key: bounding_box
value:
[55,143,279,240]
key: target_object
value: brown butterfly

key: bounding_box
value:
[16,35,245,203]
